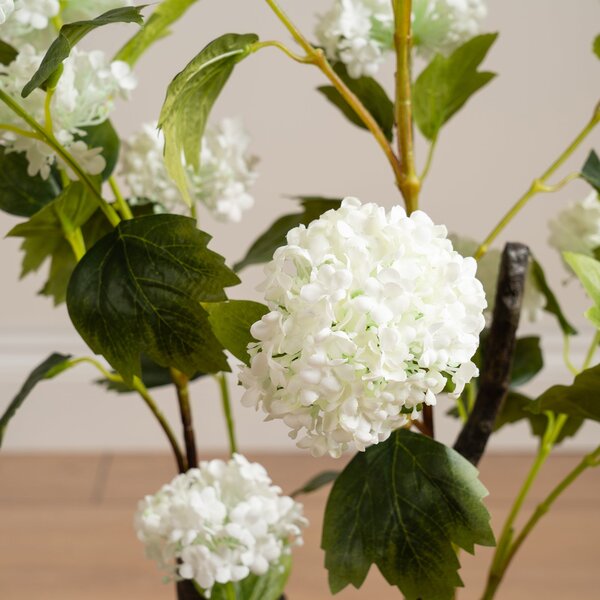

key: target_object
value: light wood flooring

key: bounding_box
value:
[1,453,599,599]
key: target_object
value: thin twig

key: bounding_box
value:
[171,368,197,470]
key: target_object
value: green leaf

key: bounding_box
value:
[413,33,498,140]
[22,6,145,97]
[115,0,199,66]
[66,213,239,383]
[581,150,600,193]
[77,120,120,181]
[511,336,543,387]
[594,35,600,59]
[0,40,18,65]
[158,33,258,205]
[291,470,339,498]
[530,259,577,335]
[203,300,268,365]
[234,196,342,272]
[322,429,494,599]
[317,63,394,141]
[0,353,72,447]
[0,146,61,217]
[563,252,600,327]
[495,391,582,445]
[528,364,600,423]
[210,555,291,600]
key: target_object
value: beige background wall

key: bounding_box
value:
[1,0,599,453]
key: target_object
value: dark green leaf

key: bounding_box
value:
[528,364,600,422]
[564,252,600,328]
[0,146,61,217]
[594,35,600,60]
[210,555,291,600]
[0,353,72,447]
[530,259,577,335]
[22,6,144,97]
[115,0,199,66]
[98,354,206,393]
[158,33,258,205]
[77,120,120,181]
[511,336,543,387]
[67,214,239,383]
[582,150,600,192]
[495,391,582,445]
[0,40,17,65]
[234,196,342,272]
[317,63,394,141]
[322,429,494,599]
[413,33,498,140]
[203,300,268,365]
[291,470,339,498]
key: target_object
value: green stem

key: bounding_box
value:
[171,368,197,471]
[66,357,186,473]
[476,110,600,259]
[562,333,579,377]
[64,228,86,261]
[224,582,236,600]
[216,373,238,455]
[420,134,438,182]
[0,89,121,227]
[0,123,43,140]
[262,0,405,200]
[44,87,56,133]
[251,40,314,64]
[393,0,420,213]
[109,176,134,219]
[581,330,600,371]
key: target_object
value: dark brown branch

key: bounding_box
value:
[454,242,530,466]
[421,405,434,438]
[177,581,205,600]
[171,368,197,471]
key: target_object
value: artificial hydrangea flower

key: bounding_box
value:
[120,118,258,222]
[62,0,133,22]
[135,454,306,596]
[0,0,58,47]
[548,192,600,264]
[239,198,487,458]
[449,235,546,323]
[315,0,487,78]
[0,0,15,25]
[0,44,135,178]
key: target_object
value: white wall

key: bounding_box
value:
[1,0,600,453]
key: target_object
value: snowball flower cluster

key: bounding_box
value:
[450,235,546,322]
[135,454,306,596]
[120,118,258,222]
[239,198,487,458]
[0,0,15,25]
[315,0,487,78]
[548,192,600,268]
[0,45,135,178]
[0,0,58,47]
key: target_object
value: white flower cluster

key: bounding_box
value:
[450,235,546,322]
[0,0,58,47]
[239,198,486,458]
[135,454,306,596]
[315,0,487,78]
[0,44,135,178]
[120,118,258,223]
[548,192,600,266]
[0,0,15,25]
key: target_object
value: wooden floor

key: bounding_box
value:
[0,453,598,599]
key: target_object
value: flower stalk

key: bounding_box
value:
[171,368,197,471]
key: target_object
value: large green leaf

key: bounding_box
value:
[234,196,341,272]
[511,336,543,387]
[77,120,120,181]
[317,63,394,141]
[158,33,258,205]
[203,300,268,365]
[564,252,600,328]
[528,364,600,422]
[210,555,291,600]
[322,429,494,599]
[0,40,17,65]
[0,353,72,447]
[0,146,61,217]
[495,391,583,445]
[413,33,498,140]
[115,0,199,66]
[582,150,600,193]
[22,6,144,97]
[530,259,577,335]
[66,214,239,383]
